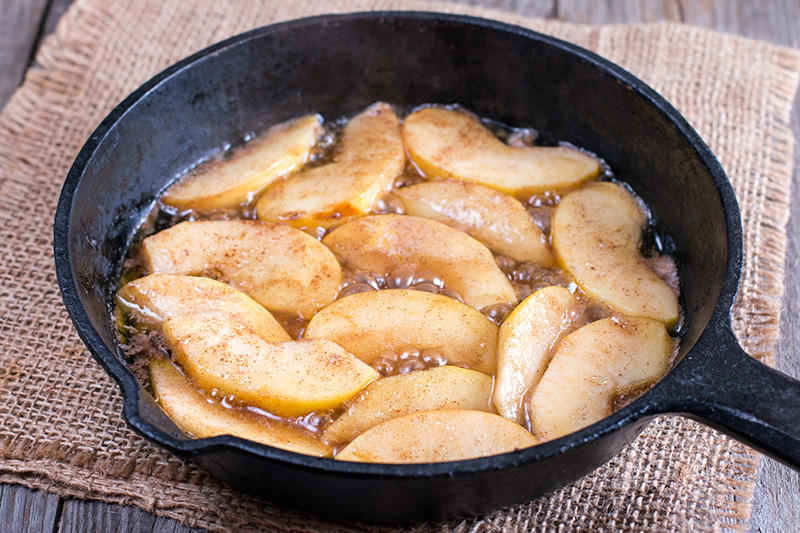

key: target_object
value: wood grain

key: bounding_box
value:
[58,499,201,533]
[1,0,799,531]
[152,516,205,533]
[458,0,555,17]
[681,0,800,47]
[0,485,60,533]
[0,0,50,112]
[556,0,682,23]
[40,0,73,41]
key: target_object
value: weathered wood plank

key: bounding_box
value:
[453,0,556,18]
[58,499,155,532]
[0,485,60,533]
[0,0,50,112]
[40,0,74,41]
[680,0,800,47]
[58,498,204,533]
[555,0,682,23]
[153,515,206,533]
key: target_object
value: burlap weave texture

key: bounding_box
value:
[1,0,799,531]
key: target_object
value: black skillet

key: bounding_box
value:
[53,12,800,524]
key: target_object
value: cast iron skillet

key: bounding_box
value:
[54,12,800,524]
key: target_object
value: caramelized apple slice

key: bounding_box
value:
[335,410,537,463]
[116,274,290,341]
[162,115,322,210]
[529,316,672,441]
[162,310,377,417]
[402,107,600,196]
[395,181,553,265]
[304,289,499,374]
[141,220,341,319]
[256,102,404,229]
[552,182,679,327]
[324,366,493,445]
[150,359,332,457]
[493,286,579,424]
[322,214,517,310]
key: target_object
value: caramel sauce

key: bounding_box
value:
[116,104,681,451]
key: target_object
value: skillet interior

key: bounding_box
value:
[55,13,736,522]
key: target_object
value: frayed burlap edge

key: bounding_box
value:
[1,0,799,531]
[728,41,800,367]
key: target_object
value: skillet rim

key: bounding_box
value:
[53,10,743,480]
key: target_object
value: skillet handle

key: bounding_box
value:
[650,325,800,470]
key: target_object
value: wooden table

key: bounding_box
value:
[2,0,798,531]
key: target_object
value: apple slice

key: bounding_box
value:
[162,310,377,417]
[324,366,493,445]
[493,286,579,424]
[528,316,672,441]
[141,220,341,319]
[322,214,517,310]
[402,107,600,196]
[256,102,404,229]
[395,181,554,265]
[552,182,679,327]
[150,359,332,457]
[116,274,290,341]
[304,289,499,374]
[335,410,538,463]
[162,114,322,210]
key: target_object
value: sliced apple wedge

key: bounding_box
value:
[116,274,290,341]
[552,182,679,327]
[402,107,600,196]
[141,220,341,319]
[493,286,579,424]
[322,215,517,310]
[150,359,332,457]
[256,102,404,229]
[304,289,499,374]
[162,115,322,210]
[395,181,554,265]
[162,310,377,417]
[335,410,537,463]
[324,366,493,445]
[528,316,672,441]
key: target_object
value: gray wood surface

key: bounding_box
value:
[58,499,199,533]
[0,485,60,533]
[0,0,50,112]
[39,0,74,41]
[557,0,681,22]
[1,0,799,531]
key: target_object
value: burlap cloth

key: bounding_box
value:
[1,0,799,531]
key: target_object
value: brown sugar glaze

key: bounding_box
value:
[115,104,681,451]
